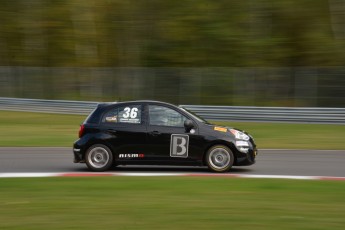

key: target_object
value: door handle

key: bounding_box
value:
[149,131,161,136]
[107,129,117,134]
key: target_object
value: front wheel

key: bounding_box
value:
[206,145,234,173]
[85,144,113,172]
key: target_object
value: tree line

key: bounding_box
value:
[1,0,344,67]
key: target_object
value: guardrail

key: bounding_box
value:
[181,105,345,124]
[1,97,345,124]
[0,97,98,115]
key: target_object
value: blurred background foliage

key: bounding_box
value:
[0,0,345,106]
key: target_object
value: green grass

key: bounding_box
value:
[0,177,344,230]
[0,111,84,147]
[216,121,345,150]
[1,110,345,149]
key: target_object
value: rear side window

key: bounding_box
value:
[103,105,142,124]
[85,106,104,124]
[103,108,118,123]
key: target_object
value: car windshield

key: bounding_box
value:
[179,107,211,124]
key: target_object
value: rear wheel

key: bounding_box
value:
[85,144,113,172]
[206,145,234,172]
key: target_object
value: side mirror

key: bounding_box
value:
[184,119,194,131]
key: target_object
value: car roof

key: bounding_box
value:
[98,100,178,107]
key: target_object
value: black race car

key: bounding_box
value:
[73,100,257,172]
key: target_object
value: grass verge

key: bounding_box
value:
[0,111,84,147]
[0,177,344,230]
[216,121,345,149]
[1,110,345,149]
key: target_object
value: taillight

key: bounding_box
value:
[79,124,85,138]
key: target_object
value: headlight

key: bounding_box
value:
[229,129,250,141]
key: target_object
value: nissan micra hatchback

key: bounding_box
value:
[73,100,257,172]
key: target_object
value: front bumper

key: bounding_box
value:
[233,137,257,166]
[235,148,257,166]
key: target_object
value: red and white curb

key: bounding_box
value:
[0,172,345,180]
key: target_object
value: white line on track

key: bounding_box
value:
[0,172,345,180]
[0,173,59,178]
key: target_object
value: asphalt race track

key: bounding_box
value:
[0,147,344,177]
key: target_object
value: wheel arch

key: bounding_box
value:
[202,141,237,166]
[81,137,117,161]
[84,143,115,172]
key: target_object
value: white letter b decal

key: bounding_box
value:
[170,134,189,158]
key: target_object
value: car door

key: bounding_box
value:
[100,103,148,163]
[146,104,202,163]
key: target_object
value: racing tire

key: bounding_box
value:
[206,145,234,173]
[85,144,113,172]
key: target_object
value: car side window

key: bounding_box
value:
[102,108,118,123]
[103,105,142,124]
[149,105,187,127]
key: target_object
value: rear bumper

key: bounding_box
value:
[73,148,84,163]
[73,140,86,163]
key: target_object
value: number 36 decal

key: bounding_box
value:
[120,107,140,123]
[123,107,138,119]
